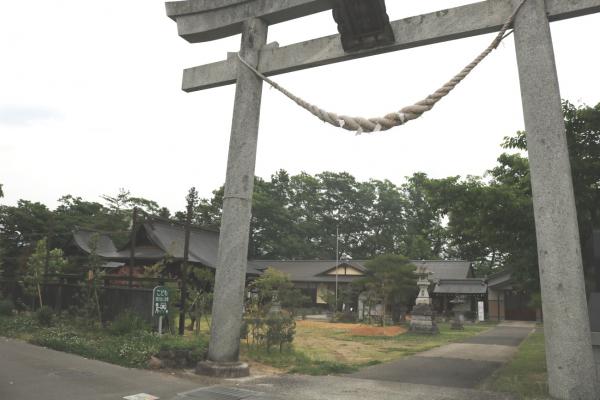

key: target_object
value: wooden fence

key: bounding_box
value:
[0,274,179,323]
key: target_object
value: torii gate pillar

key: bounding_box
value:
[513,0,597,398]
[197,18,267,377]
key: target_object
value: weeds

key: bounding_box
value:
[0,313,207,369]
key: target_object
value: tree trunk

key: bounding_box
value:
[94,286,102,325]
[37,283,43,308]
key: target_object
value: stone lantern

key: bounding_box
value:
[450,295,466,330]
[409,266,438,334]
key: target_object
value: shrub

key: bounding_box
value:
[0,298,14,316]
[265,312,296,352]
[157,335,208,367]
[36,306,54,327]
[107,309,149,336]
[333,311,357,323]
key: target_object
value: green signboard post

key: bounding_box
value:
[152,286,169,335]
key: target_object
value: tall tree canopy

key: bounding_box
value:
[1,100,598,292]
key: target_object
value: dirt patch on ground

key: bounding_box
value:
[350,325,407,336]
[247,361,286,376]
[293,333,384,364]
[296,320,406,337]
[296,320,354,330]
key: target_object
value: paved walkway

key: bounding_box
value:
[347,321,535,389]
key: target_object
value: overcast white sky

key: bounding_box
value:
[1,1,599,213]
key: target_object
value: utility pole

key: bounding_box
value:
[179,188,195,335]
[43,217,53,304]
[128,207,138,289]
[335,226,339,311]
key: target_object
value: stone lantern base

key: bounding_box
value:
[409,303,439,334]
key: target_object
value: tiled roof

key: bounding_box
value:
[433,278,487,294]
[72,220,262,275]
[250,259,473,283]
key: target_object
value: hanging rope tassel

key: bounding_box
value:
[238,0,528,134]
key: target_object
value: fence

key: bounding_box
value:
[0,274,179,323]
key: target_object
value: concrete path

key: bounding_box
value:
[347,322,535,389]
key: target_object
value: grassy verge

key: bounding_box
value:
[0,314,208,369]
[242,321,495,375]
[481,329,548,399]
[242,347,370,375]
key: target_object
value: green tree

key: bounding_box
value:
[503,101,600,290]
[102,188,170,228]
[0,184,4,276]
[24,238,67,308]
[248,267,307,313]
[401,173,449,259]
[80,234,105,325]
[0,201,53,277]
[355,254,417,326]
[188,267,215,334]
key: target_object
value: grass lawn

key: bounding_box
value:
[240,320,495,375]
[480,329,548,399]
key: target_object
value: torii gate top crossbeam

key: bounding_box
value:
[166,0,334,42]
[167,0,600,92]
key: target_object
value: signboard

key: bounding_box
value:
[478,301,485,322]
[152,286,169,317]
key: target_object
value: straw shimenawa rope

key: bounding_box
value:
[238,0,528,134]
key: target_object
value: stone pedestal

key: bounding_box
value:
[410,303,439,334]
[451,313,464,330]
[195,361,250,378]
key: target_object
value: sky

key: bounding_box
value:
[1,1,599,214]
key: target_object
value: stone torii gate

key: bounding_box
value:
[165,0,600,398]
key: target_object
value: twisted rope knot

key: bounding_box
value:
[237,0,527,134]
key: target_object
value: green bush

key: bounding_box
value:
[265,312,296,352]
[36,306,54,326]
[0,298,14,316]
[107,309,149,336]
[159,334,207,353]
[333,311,357,323]
[0,314,38,335]
[158,335,208,366]
[0,312,211,369]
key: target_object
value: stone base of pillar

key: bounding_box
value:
[409,304,439,334]
[592,332,600,392]
[451,320,464,330]
[195,361,250,378]
[451,312,465,330]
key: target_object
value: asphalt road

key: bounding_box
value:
[0,337,211,400]
[1,328,524,400]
